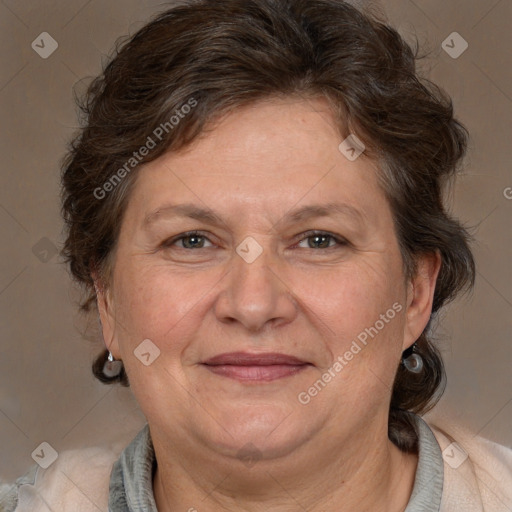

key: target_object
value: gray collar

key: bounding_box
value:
[405,414,444,511]
[109,414,443,512]
[109,424,158,511]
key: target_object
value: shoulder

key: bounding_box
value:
[7,442,124,512]
[423,412,512,511]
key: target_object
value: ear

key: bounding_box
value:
[403,251,441,350]
[92,273,121,359]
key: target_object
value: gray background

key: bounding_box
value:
[1,0,511,482]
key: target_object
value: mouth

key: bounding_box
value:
[201,352,312,382]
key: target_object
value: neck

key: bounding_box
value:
[152,424,418,512]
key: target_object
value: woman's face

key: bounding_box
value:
[98,97,437,462]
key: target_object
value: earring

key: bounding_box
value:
[402,344,424,373]
[103,350,123,378]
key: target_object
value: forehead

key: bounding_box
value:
[126,97,390,229]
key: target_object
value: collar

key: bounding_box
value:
[405,414,444,511]
[109,424,157,512]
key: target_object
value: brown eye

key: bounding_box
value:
[296,231,347,250]
[180,234,207,249]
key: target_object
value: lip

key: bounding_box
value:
[201,352,311,382]
[203,364,309,381]
[202,352,308,366]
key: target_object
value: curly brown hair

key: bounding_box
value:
[60,0,475,452]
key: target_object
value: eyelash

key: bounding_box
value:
[162,230,348,250]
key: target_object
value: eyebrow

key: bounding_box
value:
[142,202,365,229]
[143,204,224,228]
[283,202,365,225]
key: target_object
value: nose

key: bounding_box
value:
[213,244,298,332]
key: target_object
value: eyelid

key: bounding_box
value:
[161,230,214,248]
[161,230,348,250]
[292,230,349,248]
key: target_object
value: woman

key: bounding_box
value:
[3,0,512,510]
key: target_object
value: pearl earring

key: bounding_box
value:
[103,350,123,378]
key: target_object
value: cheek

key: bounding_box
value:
[295,259,404,339]
[306,267,406,400]
[111,264,205,416]
[113,262,221,348]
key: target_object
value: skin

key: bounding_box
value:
[96,97,441,512]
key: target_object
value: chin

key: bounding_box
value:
[196,405,310,459]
